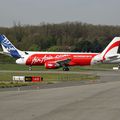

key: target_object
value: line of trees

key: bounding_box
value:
[0,22,120,63]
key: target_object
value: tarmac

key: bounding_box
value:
[0,70,120,120]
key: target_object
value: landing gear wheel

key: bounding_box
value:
[63,66,69,71]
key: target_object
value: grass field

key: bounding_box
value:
[0,63,115,87]
[0,71,98,81]
[0,63,116,71]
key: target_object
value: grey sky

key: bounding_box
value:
[0,0,120,27]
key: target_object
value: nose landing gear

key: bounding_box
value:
[29,66,32,71]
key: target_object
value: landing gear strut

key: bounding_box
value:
[29,66,32,71]
[63,66,69,71]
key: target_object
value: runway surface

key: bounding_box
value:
[0,70,120,120]
[1,81,120,120]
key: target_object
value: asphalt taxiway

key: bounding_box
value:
[0,70,120,120]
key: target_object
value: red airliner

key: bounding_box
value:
[0,34,120,71]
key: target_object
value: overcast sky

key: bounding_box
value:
[0,0,120,27]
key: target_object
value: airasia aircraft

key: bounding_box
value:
[0,34,120,71]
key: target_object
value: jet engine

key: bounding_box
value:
[45,61,60,69]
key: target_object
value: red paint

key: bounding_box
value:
[103,41,120,60]
[26,53,98,66]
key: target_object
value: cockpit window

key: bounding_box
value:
[25,51,29,55]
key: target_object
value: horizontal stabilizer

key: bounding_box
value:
[107,55,119,59]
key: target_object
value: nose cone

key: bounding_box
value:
[16,58,25,65]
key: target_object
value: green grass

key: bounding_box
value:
[0,63,115,88]
[0,63,116,71]
[0,72,98,88]
[0,64,40,70]
[0,72,98,82]
[0,82,36,88]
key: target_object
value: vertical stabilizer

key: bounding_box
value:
[101,37,120,60]
[91,37,120,65]
[0,34,22,58]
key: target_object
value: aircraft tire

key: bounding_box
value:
[63,66,69,71]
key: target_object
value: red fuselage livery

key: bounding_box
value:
[0,34,120,71]
[25,53,98,66]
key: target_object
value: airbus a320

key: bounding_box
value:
[0,34,120,71]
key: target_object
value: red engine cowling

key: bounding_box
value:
[45,61,60,69]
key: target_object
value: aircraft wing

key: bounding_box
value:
[45,58,71,69]
[56,58,71,66]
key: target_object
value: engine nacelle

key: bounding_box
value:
[45,61,60,69]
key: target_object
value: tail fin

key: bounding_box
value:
[101,37,120,60]
[0,34,22,58]
[91,37,120,65]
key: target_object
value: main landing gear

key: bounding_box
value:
[63,66,69,71]
[28,65,70,71]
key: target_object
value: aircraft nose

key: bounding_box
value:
[16,58,25,65]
